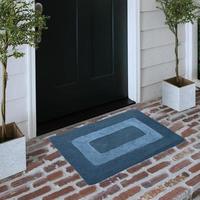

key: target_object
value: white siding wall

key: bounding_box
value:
[140,0,186,102]
[0,45,29,137]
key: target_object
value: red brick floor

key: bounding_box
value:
[0,90,200,200]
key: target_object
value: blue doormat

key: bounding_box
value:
[50,110,184,185]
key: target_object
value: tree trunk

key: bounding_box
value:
[175,25,180,85]
[0,61,8,142]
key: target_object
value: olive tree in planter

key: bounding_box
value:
[156,0,200,111]
[0,0,47,179]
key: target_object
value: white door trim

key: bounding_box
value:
[27,46,37,139]
[185,22,198,80]
[27,0,141,139]
[128,0,141,103]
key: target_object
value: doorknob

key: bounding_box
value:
[35,3,44,45]
[35,2,43,14]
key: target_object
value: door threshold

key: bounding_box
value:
[37,98,135,136]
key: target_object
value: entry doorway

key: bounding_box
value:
[36,0,133,135]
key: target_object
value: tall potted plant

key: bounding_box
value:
[0,0,47,179]
[156,0,199,111]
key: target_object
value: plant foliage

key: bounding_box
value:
[156,0,200,84]
[0,0,47,142]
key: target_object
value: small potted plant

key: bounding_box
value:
[156,0,199,111]
[0,0,47,180]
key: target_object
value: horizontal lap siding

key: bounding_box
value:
[0,45,28,137]
[140,0,186,102]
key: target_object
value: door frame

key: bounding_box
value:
[27,0,141,139]
[27,46,37,140]
[127,0,141,103]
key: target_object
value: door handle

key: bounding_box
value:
[35,3,43,14]
[35,3,44,45]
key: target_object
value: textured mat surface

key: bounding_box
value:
[50,110,184,184]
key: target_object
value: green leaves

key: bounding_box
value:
[156,0,200,34]
[156,0,200,84]
[0,0,48,62]
[10,50,25,59]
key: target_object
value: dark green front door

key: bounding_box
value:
[36,0,128,124]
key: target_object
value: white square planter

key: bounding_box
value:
[162,77,196,111]
[0,123,26,180]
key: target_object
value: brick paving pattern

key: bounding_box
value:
[0,90,200,200]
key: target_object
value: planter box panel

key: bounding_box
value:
[162,79,196,111]
[0,123,26,180]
